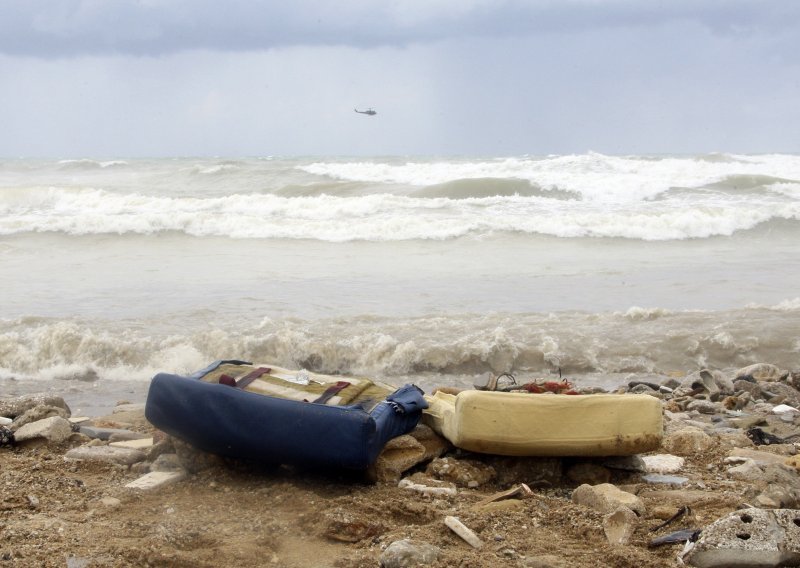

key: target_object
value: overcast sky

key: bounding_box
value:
[1,0,799,157]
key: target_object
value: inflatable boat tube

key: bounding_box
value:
[422,390,663,456]
[145,360,426,470]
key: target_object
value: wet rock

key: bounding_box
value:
[426,457,496,488]
[65,445,146,466]
[13,416,73,444]
[11,404,70,430]
[663,427,714,456]
[681,508,800,568]
[603,506,638,545]
[565,462,611,485]
[571,483,646,516]
[0,394,71,419]
[379,539,440,568]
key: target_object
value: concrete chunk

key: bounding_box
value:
[13,416,73,443]
[109,437,154,450]
[65,445,146,466]
[571,483,646,516]
[682,509,800,567]
[125,470,185,491]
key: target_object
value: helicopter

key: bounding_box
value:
[354,108,377,116]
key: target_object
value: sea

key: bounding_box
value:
[2,153,799,415]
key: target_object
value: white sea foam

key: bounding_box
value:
[1,184,798,241]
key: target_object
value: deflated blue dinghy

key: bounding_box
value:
[145,360,427,470]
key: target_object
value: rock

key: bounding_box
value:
[79,426,144,441]
[760,382,800,408]
[641,474,689,486]
[733,380,764,398]
[324,508,385,542]
[681,509,800,568]
[571,483,646,516]
[372,434,427,483]
[729,447,793,467]
[642,454,685,474]
[65,445,146,466]
[783,455,800,472]
[379,539,440,568]
[663,427,714,456]
[112,403,146,414]
[13,416,73,444]
[11,404,70,430]
[565,462,611,485]
[686,400,722,415]
[407,423,450,461]
[726,459,763,482]
[0,394,71,419]
[735,363,788,383]
[100,497,121,508]
[603,506,638,545]
[426,457,496,488]
[125,471,185,491]
[109,437,154,450]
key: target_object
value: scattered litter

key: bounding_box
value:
[648,528,700,547]
[473,483,533,508]
[444,516,483,549]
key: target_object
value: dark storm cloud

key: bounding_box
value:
[2,0,799,58]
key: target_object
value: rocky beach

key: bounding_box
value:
[2,362,800,568]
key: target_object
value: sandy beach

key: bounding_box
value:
[3,362,800,567]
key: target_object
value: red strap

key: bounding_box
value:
[235,367,272,389]
[313,381,350,404]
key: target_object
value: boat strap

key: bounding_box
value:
[313,381,350,404]
[236,367,272,389]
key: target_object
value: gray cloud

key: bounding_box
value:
[2,0,799,58]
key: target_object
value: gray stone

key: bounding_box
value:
[760,382,800,408]
[641,474,689,486]
[681,509,800,568]
[687,400,722,415]
[379,539,440,568]
[729,448,793,468]
[603,506,638,545]
[727,460,763,482]
[13,416,73,444]
[11,404,70,430]
[0,394,71,419]
[571,483,646,516]
[65,445,146,466]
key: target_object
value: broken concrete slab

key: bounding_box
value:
[109,437,154,450]
[681,508,800,567]
[642,454,685,474]
[65,445,146,466]
[125,470,185,491]
[13,416,73,444]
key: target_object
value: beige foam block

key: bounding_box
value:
[110,437,154,449]
[125,470,185,491]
